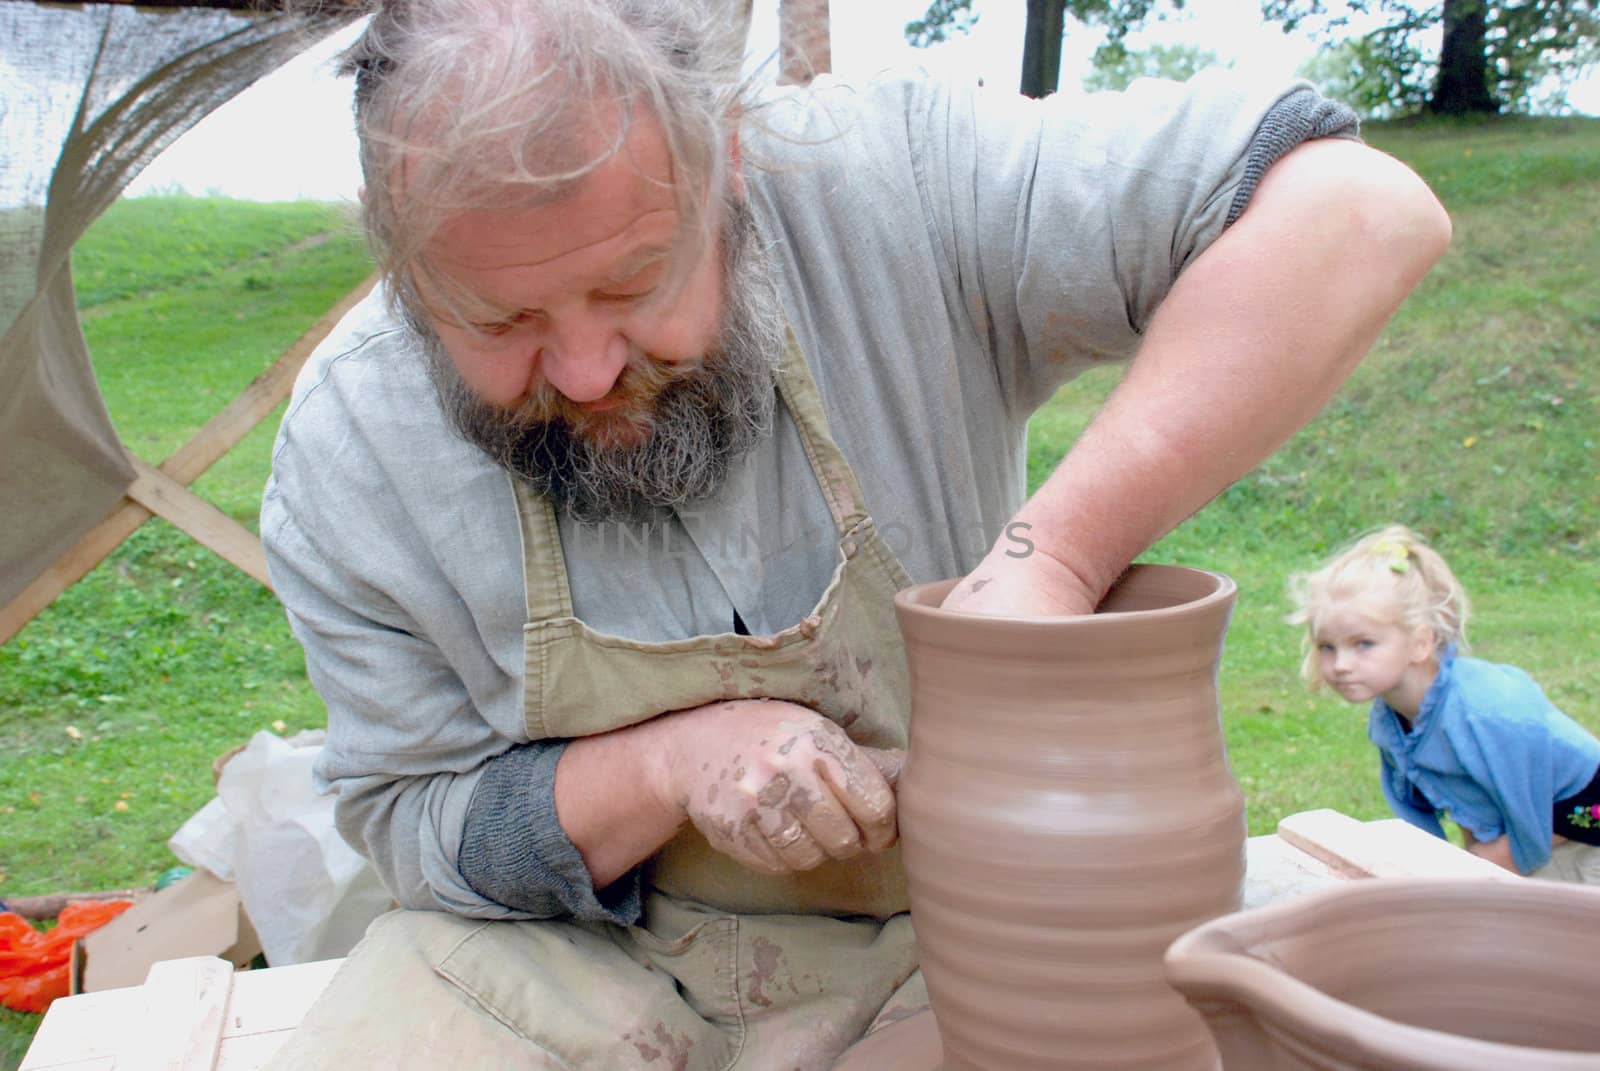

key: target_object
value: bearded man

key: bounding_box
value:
[260,0,1450,1066]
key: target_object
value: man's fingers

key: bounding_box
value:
[862,747,904,788]
[787,785,863,861]
[817,751,898,853]
[737,816,791,875]
[758,808,828,870]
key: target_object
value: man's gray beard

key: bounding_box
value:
[418,202,784,524]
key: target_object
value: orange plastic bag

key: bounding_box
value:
[0,900,134,1014]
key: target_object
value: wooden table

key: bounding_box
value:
[19,809,1510,1071]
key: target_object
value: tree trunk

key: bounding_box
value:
[1020,0,1067,98]
[779,0,831,86]
[1430,0,1499,113]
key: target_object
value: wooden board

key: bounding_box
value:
[1277,808,1516,881]
[123,459,271,589]
[22,959,342,1071]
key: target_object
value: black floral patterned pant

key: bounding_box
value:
[1555,765,1600,846]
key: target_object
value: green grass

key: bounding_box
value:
[2,118,1599,1062]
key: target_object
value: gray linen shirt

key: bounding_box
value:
[261,70,1356,921]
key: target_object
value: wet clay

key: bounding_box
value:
[1165,876,1600,1070]
[864,565,1247,1070]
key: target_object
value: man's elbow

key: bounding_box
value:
[1356,147,1453,287]
[1257,138,1453,295]
[1310,140,1452,295]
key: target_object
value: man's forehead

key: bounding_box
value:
[427,109,680,260]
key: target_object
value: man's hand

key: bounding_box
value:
[939,543,1099,618]
[653,700,901,875]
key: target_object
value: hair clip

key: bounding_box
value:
[1369,540,1411,574]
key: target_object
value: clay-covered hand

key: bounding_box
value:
[940,542,1100,618]
[655,699,901,875]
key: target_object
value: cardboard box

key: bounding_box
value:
[71,869,261,993]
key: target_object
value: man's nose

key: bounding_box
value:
[539,320,631,403]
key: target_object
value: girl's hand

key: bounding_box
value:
[1464,834,1518,873]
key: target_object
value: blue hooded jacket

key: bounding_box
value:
[1368,647,1600,873]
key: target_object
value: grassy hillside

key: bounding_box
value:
[2,117,1598,1063]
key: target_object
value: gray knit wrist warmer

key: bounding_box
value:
[458,739,644,924]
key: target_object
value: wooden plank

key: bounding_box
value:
[160,273,377,486]
[16,1059,114,1071]
[125,958,234,1071]
[219,959,342,1038]
[1242,833,1343,910]
[123,458,271,590]
[212,961,343,1071]
[1277,808,1515,881]
[0,274,375,645]
[0,498,155,644]
[20,961,330,1071]
[213,1033,291,1071]
[19,986,142,1070]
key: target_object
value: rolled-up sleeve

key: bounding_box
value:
[262,483,511,916]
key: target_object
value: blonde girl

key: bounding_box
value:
[1287,524,1600,884]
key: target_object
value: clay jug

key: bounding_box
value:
[891,564,1245,1071]
[1165,876,1600,1070]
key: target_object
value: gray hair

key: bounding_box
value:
[340,0,750,323]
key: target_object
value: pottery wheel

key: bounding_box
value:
[830,1008,943,1070]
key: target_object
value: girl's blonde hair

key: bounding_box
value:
[1285,524,1470,686]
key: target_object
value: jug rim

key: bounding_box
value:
[1165,876,1600,1067]
[895,562,1236,625]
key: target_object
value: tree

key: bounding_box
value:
[1263,0,1600,115]
[1082,41,1226,91]
[907,0,1181,98]
[779,0,831,86]
[1296,37,1430,116]
[910,0,1597,114]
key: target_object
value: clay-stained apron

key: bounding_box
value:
[495,333,921,1068]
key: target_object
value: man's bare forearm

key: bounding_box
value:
[948,138,1451,617]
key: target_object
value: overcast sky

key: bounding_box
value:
[126,0,1599,202]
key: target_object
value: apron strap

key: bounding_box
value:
[775,331,873,534]
[512,472,574,621]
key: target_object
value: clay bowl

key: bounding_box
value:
[1164,876,1600,1070]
